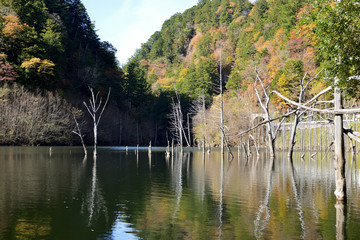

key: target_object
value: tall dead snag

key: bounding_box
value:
[191,92,207,153]
[333,78,346,203]
[219,51,225,159]
[169,98,183,151]
[254,71,284,160]
[83,87,111,157]
[169,90,191,152]
[72,107,87,157]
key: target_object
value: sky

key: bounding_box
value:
[83,0,198,66]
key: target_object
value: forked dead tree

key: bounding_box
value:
[254,71,285,160]
[83,87,111,157]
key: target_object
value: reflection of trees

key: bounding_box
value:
[131,150,360,239]
[218,155,224,239]
[0,147,87,239]
[5,148,356,239]
[289,162,305,239]
[13,217,51,239]
[81,157,108,226]
[171,152,184,221]
[254,159,273,239]
[335,202,346,240]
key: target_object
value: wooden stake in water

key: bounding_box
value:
[148,141,152,155]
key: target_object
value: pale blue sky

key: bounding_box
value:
[83,0,198,65]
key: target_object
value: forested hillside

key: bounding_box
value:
[1,0,359,147]
[126,0,360,147]
[0,0,161,145]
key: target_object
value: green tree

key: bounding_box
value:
[271,59,304,100]
[219,0,232,25]
[123,59,149,108]
[177,57,218,98]
[12,0,48,31]
[196,33,213,57]
[227,61,244,91]
[308,0,360,96]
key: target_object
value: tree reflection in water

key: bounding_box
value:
[254,158,273,239]
[81,156,108,227]
[171,151,184,221]
[335,202,346,240]
[289,161,305,239]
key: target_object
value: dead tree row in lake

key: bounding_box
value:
[241,69,360,203]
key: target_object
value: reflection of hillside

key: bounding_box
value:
[2,148,360,239]
[132,150,360,239]
[0,147,85,238]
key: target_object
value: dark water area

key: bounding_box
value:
[1,146,360,239]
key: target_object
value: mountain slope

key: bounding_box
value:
[127,0,323,146]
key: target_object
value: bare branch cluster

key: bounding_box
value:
[0,84,73,145]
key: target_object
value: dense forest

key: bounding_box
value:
[127,0,360,147]
[0,0,165,145]
[0,0,359,146]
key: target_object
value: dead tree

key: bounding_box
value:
[83,87,111,157]
[219,51,225,158]
[288,70,325,162]
[169,98,183,151]
[71,108,87,157]
[191,92,207,153]
[254,71,285,160]
[169,95,191,152]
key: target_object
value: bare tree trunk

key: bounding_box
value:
[187,113,191,147]
[148,141,152,155]
[288,114,300,162]
[254,72,275,159]
[334,79,346,202]
[169,92,190,150]
[250,134,260,160]
[72,111,87,157]
[220,51,225,159]
[202,93,206,154]
[93,120,97,156]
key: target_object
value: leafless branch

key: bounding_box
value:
[272,88,360,114]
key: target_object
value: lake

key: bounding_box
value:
[1,146,360,239]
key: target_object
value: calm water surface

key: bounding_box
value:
[1,146,360,239]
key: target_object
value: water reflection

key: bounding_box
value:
[171,152,183,221]
[218,154,224,239]
[0,147,87,239]
[254,157,273,239]
[1,147,360,239]
[81,156,108,227]
[335,202,346,240]
[289,162,305,239]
